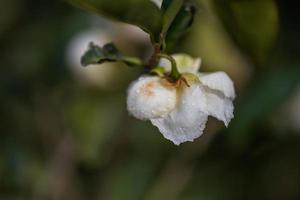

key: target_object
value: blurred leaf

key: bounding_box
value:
[227,64,300,148]
[165,2,196,51]
[162,0,172,10]
[67,93,124,165]
[161,0,196,51]
[104,156,160,200]
[161,0,184,37]
[66,0,163,42]
[81,42,143,67]
[213,0,279,65]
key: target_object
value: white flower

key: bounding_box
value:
[127,54,236,145]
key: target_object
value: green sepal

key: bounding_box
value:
[150,66,166,77]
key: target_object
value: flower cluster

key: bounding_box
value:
[127,54,235,145]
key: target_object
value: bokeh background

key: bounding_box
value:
[1,0,300,199]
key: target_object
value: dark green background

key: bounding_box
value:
[0,0,300,199]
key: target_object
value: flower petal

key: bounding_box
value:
[127,76,176,120]
[199,72,235,99]
[159,54,201,74]
[203,88,234,127]
[151,84,208,145]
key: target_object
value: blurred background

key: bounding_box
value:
[1,0,300,199]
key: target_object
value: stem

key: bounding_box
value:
[157,53,181,81]
[148,1,183,68]
[148,43,161,68]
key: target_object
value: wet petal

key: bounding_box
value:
[127,76,176,120]
[151,84,208,145]
[159,54,201,74]
[199,72,235,99]
[203,88,234,127]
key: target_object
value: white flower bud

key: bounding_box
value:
[127,76,177,120]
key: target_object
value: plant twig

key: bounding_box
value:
[157,53,181,81]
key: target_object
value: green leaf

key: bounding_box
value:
[227,65,300,149]
[161,0,184,37]
[161,0,196,51]
[66,0,163,42]
[162,0,172,10]
[165,2,196,51]
[213,0,279,65]
[81,42,143,67]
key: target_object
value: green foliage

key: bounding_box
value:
[228,65,300,148]
[81,42,143,67]
[67,0,196,50]
[213,0,279,65]
[162,0,172,10]
[161,0,184,37]
[2,0,300,199]
[66,0,163,42]
[161,0,196,51]
[165,2,196,51]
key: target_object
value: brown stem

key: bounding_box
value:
[148,43,161,68]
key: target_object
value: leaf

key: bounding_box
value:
[66,0,163,42]
[162,0,173,10]
[165,2,196,51]
[81,42,143,67]
[213,0,279,65]
[161,0,184,37]
[227,65,300,149]
[161,0,196,51]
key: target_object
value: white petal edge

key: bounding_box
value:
[127,76,176,120]
[151,84,208,145]
[203,88,234,127]
[198,72,236,99]
[159,54,202,74]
